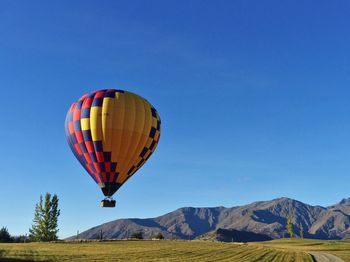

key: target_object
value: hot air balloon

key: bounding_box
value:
[65,89,161,207]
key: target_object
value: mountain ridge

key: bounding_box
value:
[68,197,350,241]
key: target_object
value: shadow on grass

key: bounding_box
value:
[0,250,40,262]
[0,259,36,262]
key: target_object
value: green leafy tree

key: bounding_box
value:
[49,194,60,240]
[299,222,304,239]
[29,193,60,241]
[29,194,43,241]
[0,227,12,242]
[131,232,143,239]
[286,215,293,238]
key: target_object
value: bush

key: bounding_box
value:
[153,233,164,240]
[130,232,143,239]
[0,227,12,243]
[13,235,28,243]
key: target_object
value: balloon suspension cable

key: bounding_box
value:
[104,196,114,201]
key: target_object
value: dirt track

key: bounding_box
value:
[308,251,345,262]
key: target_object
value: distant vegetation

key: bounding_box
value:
[286,214,293,238]
[130,232,143,239]
[153,233,164,239]
[299,222,304,239]
[0,227,28,243]
[0,227,11,243]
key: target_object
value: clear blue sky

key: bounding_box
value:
[1,1,350,238]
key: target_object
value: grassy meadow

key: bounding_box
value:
[253,238,350,262]
[0,240,313,262]
[1,238,350,261]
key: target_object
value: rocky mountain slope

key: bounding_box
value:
[69,197,350,240]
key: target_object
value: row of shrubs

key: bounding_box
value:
[129,232,164,240]
[0,227,28,243]
[0,226,166,243]
[89,232,165,240]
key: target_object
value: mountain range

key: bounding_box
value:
[69,197,350,241]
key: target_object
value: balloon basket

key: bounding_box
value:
[100,199,116,208]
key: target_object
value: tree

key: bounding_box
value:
[29,194,43,241]
[98,229,103,240]
[153,233,164,240]
[130,232,143,239]
[0,227,12,242]
[299,222,304,239]
[49,194,60,240]
[286,215,293,238]
[29,193,60,241]
[13,235,28,243]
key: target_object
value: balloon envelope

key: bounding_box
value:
[65,89,161,197]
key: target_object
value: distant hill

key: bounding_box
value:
[199,228,272,242]
[68,197,350,241]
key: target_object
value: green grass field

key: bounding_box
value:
[253,238,350,262]
[1,239,349,261]
[0,240,313,262]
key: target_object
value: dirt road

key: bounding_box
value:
[308,252,345,262]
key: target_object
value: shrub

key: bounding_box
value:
[0,227,12,243]
[130,232,143,239]
[153,233,164,240]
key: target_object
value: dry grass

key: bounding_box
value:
[0,240,312,262]
[252,238,350,262]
